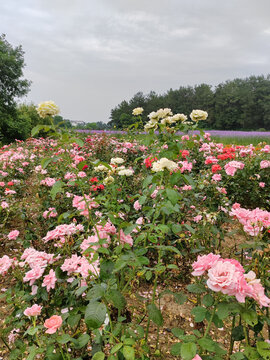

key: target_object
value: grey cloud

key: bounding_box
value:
[1,0,270,122]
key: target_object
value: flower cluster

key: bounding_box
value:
[224,161,245,176]
[43,223,84,244]
[192,253,270,307]
[230,203,270,236]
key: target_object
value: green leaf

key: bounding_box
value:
[147,303,163,326]
[25,326,39,336]
[143,175,153,188]
[106,289,126,310]
[138,195,147,205]
[197,337,216,352]
[216,302,230,320]
[123,346,135,360]
[166,189,181,205]
[170,172,182,185]
[171,223,182,234]
[145,271,152,280]
[242,309,258,326]
[124,224,137,235]
[187,283,206,294]
[167,264,178,269]
[111,343,123,354]
[57,334,72,344]
[75,286,88,297]
[230,353,245,360]
[67,314,81,328]
[244,346,260,360]
[171,342,182,356]
[85,302,107,329]
[41,157,52,169]
[181,342,197,360]
[72,138,84,147]
[26,345,37,360]
[257,341,270,359]
[92,352,105,360]
[191,306,207,322]
[232,325,245,341]
[50,181,64,200]
[173,292,187,305]
[183,174,196,188]
[86,284,106,301]
[152,245,181,255]
[172,328,185,338]
[73,334,90,349]
[184,224,195,234]
[202,294,214,307]
[31,124,52,137]
[124,339,135,346]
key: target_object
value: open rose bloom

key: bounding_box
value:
[24,304,42,317]
[44,315,62,334]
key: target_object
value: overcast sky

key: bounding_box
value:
[1,0,270,123]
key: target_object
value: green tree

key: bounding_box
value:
[0,34,31,142]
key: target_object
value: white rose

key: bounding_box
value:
[110,157,125,165]
[37,101,60,118]
[118,169,134,176]
[132,107,144,116]
[104,176,114,184]
[152,161,164,172]
[94,164,109,172]
[190,110,208,121]
[172,113,187,122]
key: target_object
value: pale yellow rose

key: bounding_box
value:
[190,110,208,121]
[37,101,60,118]
[132,107,144,116]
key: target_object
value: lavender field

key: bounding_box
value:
[76,129,270,137]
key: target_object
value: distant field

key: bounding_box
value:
[76,129,270,145]
[76,129,270,137]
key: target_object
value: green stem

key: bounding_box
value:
[228,315,236,359]
[243,324,249,345]
[203,304,216,338]
[59,345,66,360]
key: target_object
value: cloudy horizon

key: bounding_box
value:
[1,0,270,123]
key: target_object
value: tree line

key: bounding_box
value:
[109,75,270,130]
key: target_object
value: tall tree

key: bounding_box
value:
[0,34,31,142]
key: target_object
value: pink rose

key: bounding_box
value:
[207,260,236,293]
[42,269,57,292]
[24,304,42,317]
[23,266,44,286]
[119,229,133,246]
[0,255,13,275]
[134,200,142,211]
[44,315,62,334]
[8,230,20,240]
[191,253,220,276]
[192,356,202,360]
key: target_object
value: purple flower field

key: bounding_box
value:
[76,129,270,137]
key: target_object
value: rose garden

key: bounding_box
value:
[0,103,269,360]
